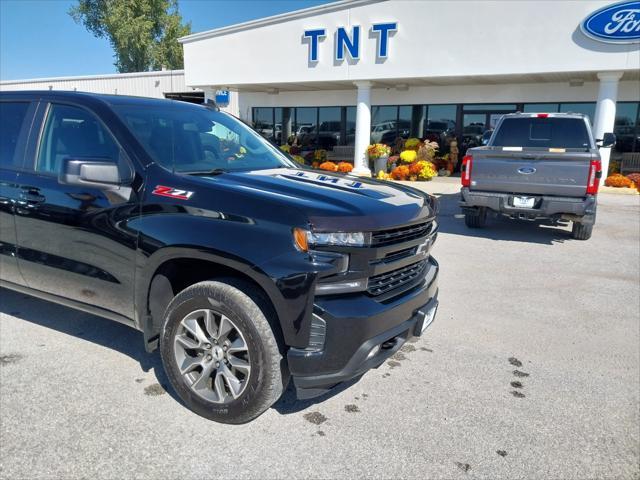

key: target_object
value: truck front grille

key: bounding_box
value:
[367,260,427,297]
[371,221,431,247]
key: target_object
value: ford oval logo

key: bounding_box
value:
[581,1,640,43]
[518,167,536,175]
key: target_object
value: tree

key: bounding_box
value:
[69,0,191,73]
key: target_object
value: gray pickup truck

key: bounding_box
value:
[459,112,615,240]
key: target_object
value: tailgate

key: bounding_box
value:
[470,149,592,197]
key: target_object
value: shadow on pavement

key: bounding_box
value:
[272,375,362,415]
[0,287,183,405]
[435,192,574,245]
[0,286,346,416]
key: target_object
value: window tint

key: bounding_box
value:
[37,104,121,174]
[114,103,292,173]
[0,102,30,169]
[492,118,591,149]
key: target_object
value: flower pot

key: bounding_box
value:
[373,154,389,175]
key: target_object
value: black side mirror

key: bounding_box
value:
[598,132,616,148]
[59,158,129,188]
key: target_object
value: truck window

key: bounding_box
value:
[0,102,30,169]
[492,117,591,149]
[36,104,124,175]
[113,103,293,173]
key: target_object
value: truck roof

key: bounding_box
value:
[502,112,588,119]
[0,89,201,109]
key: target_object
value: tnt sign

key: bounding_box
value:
[303,22,397,63]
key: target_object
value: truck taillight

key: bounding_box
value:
[461,155,473,187]
[586,159,602,195]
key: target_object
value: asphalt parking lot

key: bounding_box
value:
[1,184,639,480]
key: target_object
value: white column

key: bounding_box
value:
[352,81,373,176]
[593,72,623,177]
[202,86,216,103]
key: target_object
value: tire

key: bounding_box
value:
[160,279,287,424]
[571,221,593,240]
[464,207,487,228]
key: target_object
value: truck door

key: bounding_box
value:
[0,100,36,286]
[13,101,140,319]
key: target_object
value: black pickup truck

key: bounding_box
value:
[460,112,615,240]
[0,92,439,423]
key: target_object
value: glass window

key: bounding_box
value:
[463,104,517,111]
[559,103,596,124]
[523,103,560,113]
[253,108,274,140]
[345,106,356,146]
[274,108,283,144]
[281,107,293,145]
[407,105,425,138]
[398,105,413,140]
[613,102,639,154]
[115,102,294,173]
[371,106,397,144]
[462,113,487,150]
[0,102,30,169]
[294,107,317,148]
[425,105,457,148]
[491,117,592,149]
[37,104,122,175]
[318,107,341,150]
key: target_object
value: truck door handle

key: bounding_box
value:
[19,188,45,205]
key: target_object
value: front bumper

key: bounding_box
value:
[288,256,439,399]
[459,187,596,219]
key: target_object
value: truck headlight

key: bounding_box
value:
[293,228,367,250]
[307,231,366,247]
[315,278,367,295]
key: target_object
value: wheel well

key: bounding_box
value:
[145,258,281,351]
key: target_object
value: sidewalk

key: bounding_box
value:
[392,176,639,196]
[394,176,461,196]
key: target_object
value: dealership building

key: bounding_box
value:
[179,0,640,175]
[2,0,639,176]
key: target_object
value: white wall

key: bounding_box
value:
[238,80,640,121]
[183,0,639,88]
[0,70,239,115]
[0,70,189,98]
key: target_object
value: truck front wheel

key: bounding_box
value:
[160,280,287,424]
[464,207,487,228]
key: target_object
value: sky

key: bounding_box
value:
[0,0,332,81]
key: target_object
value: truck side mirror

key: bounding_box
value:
[597,132,616,148]
[59,157,130,188]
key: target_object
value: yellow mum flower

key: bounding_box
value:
[399,150,417,163]
[405,138,421,149]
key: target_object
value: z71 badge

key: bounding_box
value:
[152,185,194,200]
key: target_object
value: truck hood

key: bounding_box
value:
[198,167,434,230]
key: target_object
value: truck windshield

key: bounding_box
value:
[112,103,295,173]
[491,117,592,149]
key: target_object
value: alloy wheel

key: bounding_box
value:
[173,308,251,403]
